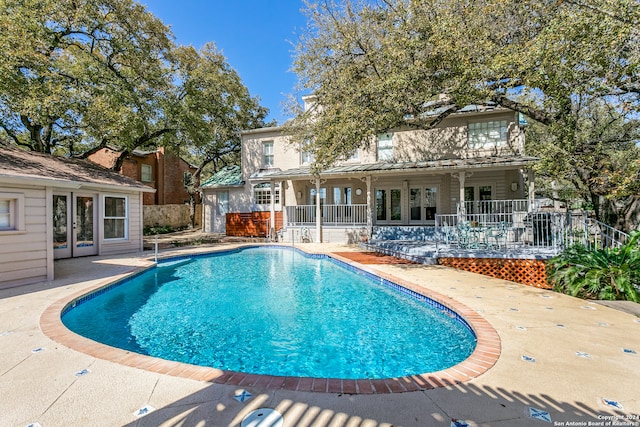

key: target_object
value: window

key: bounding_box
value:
[301,150,314,165]
[104,196,127,239]
[141,164,152,182]
[263,141,274,167]
[377,133,393,161]
[0,193,25,233]
[253,182,280,205]
[217,191,229,215]
[0,200,10,229]
[183,171,193,188]
[468,120,508,149]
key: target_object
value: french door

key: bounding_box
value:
[53,193,98,259]
[409,186,438,224]
[375,188,402,224]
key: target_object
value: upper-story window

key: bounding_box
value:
[377,133,393,161]
[301,150,314,165]
[183,171,193,188]
[468,120,508,149]
[263,141,274,167]
[141,164,152,182]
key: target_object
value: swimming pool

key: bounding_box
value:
[62,246,477,380]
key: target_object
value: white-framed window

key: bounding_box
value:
[468,120,509,149]
[377,133,393,161]
[141,164,152,182]
[301,150,314,165]
[0,193,25,233]
[253,182,280,205]
[347,149,359,162]
[104,196,128,239]
[263,141,274,168]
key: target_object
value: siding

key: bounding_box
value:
[0,186,48,288]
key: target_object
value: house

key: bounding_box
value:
[0,146,154,288]
[202,98,537,244]
[89,146,197,205]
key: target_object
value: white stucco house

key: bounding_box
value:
[202,98,537,244]
[0,146,154,288]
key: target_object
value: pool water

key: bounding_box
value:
[62,247,476,379]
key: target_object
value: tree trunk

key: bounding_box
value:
[188,190,196,229]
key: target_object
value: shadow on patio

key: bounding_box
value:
[124,379,626,426]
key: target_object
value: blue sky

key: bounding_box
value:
[142,0,309,125]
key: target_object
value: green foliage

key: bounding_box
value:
[0,0,270,175]
[143,225,186,236]
[0,0,174,155]
[288,0,640,225]
[547,231,640,302]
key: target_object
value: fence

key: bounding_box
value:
[225,211,283,237]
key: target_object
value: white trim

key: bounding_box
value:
[0,192,25,234]
[103,194,129,240]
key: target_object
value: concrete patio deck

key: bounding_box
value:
[1,242,639,426]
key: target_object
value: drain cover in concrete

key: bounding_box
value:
[241,408,284,427]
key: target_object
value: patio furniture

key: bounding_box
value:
[487,222,510,249]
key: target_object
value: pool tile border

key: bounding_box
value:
[40,245,501,394]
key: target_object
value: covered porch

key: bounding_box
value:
[252,156,537,244]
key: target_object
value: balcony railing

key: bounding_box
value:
[286,204,368,227]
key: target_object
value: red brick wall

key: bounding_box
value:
[225,212,284,237]
[88,147,198,206]
[438,257,551,289]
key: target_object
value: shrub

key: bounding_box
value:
[547,231,640,302]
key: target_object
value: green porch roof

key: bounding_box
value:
[200,165,243,188]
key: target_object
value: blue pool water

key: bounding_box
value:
[62,247,476,379]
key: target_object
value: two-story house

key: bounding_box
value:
[89,146,198,205]
[202,98,536,244]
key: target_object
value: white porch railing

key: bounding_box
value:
[286,204,368,227]
[436,210,630,252]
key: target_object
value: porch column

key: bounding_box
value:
[281,181,287,230]
[315,178,322,242]
[269,179,276,238]
[456,171,466,216]
[527,169,535,212]
[366,175,372,236]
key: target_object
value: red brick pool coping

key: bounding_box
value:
[40,248,501,394]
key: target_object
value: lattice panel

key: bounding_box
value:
[438,258,551,289]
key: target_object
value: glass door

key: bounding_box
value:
[410,186,438,224]
[53,194,71,259]
[73,194,98,256]
[375,188,402,224]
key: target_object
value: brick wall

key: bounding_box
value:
[225,212,284,237]
[88,147,198,206]
[438,257,551,289]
